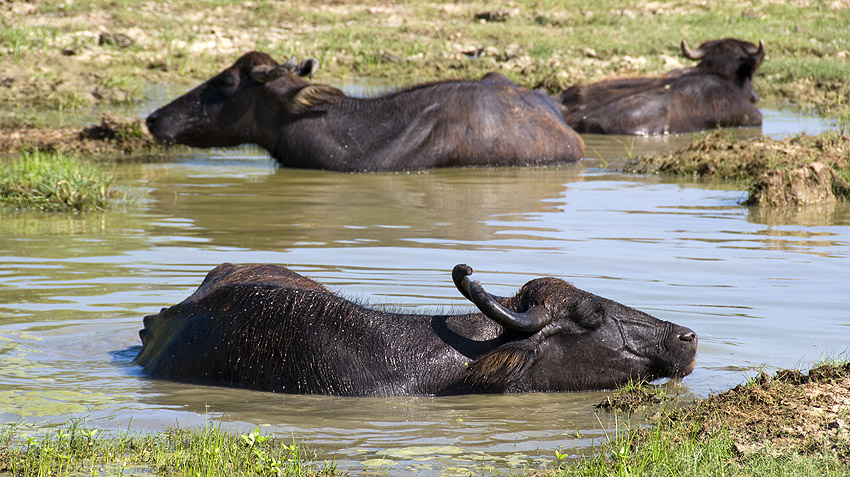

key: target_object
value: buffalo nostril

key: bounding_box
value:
[678,332,696,342]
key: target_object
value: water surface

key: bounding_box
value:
[0,108,847,474]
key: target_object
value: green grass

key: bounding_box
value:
[2,363,847,476]
[3,0,850,118]
[0,150,123,212]
[550,362,850,476]
[549,417,847,476]
[0,420,337,476]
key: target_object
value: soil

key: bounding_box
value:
[599,363,850,464]
[680,363,850,463]
[623,132,850,205]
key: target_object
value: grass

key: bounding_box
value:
[549,418,847,476]
[2,0,850,121]
[0,419,337,476]
[549,361,850,476]
[1,363,848,475]
[0,150,123,212]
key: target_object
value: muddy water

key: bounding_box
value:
[1,108,848,474]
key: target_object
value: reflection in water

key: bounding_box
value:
[144,162,583,251]
[748,201,850,228]
[582,107,835,161]
[0,108,848,474]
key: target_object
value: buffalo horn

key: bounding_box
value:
[680,40,704,60]
[452,264,552,333]
[746,39,766,57]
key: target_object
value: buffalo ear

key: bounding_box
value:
[287,85,344,114]
[264,81,344,115]
[464,345,534,391]
[294,58,320,78]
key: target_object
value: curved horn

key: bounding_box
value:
[296,58,320,78]
[452,264,474,301]
[681,40,704,60]
[755,39,766,57]
[452,264,552,333]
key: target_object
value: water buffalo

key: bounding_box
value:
[135,263,697,395]
[145,52,584,171]
[557,38,766,135]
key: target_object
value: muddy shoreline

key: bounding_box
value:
[593,362,850,470]
[624,131,850,205]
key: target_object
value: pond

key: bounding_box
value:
[0,103,847,474]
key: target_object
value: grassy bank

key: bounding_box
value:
[0,150,123,212]
[0,421,336,476]
[2,1,849,124]
[551,361,850,476]
[2,363,847,475]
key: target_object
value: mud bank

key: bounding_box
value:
[0,114,163,158]
[597,362,850,468]
[624,131,850,205]
[677,363,850,463]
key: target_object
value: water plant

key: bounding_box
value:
[0,150,122,212]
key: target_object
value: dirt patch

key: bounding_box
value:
[677,363,850,463]
[0,114,165,158]
[623,132,850,205]
[598,363,850,464]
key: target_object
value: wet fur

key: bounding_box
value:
[136,263,698,396]
[146,51,584,171]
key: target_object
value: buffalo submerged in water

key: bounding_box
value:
[135,263,697,396]
[556,38,766,135]
[145,51,584,171]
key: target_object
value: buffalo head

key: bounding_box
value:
[145,51,343,148]
[682,38,766,95]
[452,265,697,391]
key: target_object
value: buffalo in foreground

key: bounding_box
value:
[135,263,697,395]
[146,52,584,171]
[556,38,766,135]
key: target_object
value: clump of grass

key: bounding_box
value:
[622,130,850,205]
[594,379,671,414]
[0,150,123,212]
[0,420,337,476]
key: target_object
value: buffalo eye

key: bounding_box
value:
[214,72,240,96]
[573,296,605,329]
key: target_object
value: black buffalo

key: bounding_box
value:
[135,263,697,395]
[145,52,584,171]
[557,38,766,135]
